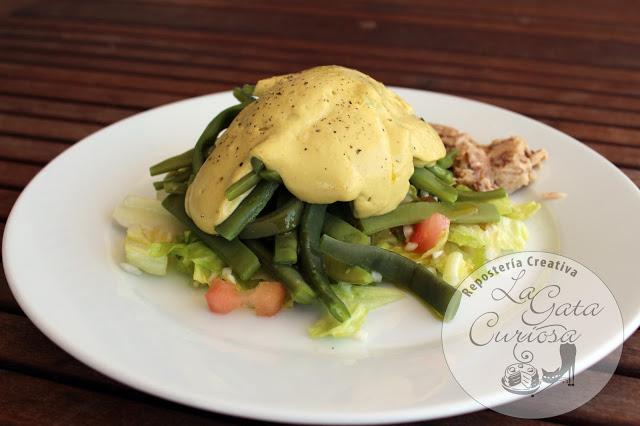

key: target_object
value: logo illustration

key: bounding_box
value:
[442,252,623,418]
[500,342,577,396]
[542,343,576,387]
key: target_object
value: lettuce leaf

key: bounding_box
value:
[113,195,184,237]
[149,240,225,285]
[124,225,174,275]
[489,197,540,220]
[448,217,529,253]
[308,283,405,338]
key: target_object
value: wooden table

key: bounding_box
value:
[1,1,639,424]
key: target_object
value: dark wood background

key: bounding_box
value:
[1,1,639,424]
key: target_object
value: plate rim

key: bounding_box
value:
[3,88,639,424]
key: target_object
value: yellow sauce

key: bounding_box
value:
[185,66,445,233]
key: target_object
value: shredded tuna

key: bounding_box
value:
[431,124,548,193]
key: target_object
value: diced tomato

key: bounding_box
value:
[409,213,450,253]
[248,281,287,317]
[205,278,245,314]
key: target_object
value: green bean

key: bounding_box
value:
[259,169,282,183]
[407,184,419,201]
[242,84,256,96]
[436,148,458,169]
[452,202,500,224]
[192,103,247,175]
[319,235,460,319]
[161,194,260,281]
[299,204,350,322]
[358,202,478,235]
[163,167,192,183]
[224,171,261,201]
[248,156,281,182]
[163,181,188,194]
[239,198,304,239]
[323,213,370,245]
[153,181,164,190]
[273,191,298,264]
[427,164,454,184]
[215,180,280,240]
[324,255,373,285]
[251,157,265,173]
[274,231,298,265]
[243,240,315,304]
[456,187,507,202]
[322,213,373,284]
[233,86,255,103]
[149,148,194,176]
[410,167,458,203]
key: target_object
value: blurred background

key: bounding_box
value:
[0,1,638,425]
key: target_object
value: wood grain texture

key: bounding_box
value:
[0,135,68,164]
[0,0,639,424]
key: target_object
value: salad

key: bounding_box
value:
[113,66,546,339]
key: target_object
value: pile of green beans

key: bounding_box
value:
[319,235,461,319]
[149,93,509,325]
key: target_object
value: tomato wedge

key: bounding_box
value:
[248,281,287,317]
[205,278,245,314]
[205,278,286,317]
[409,213,450,253]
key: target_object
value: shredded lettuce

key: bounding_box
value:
[115,196,224,285]
[113,195,184,238]
[308,283,405,338]
[124,225,174,275]
[489,197,540,221]
[449,217,529,253]
[149,239,225,285]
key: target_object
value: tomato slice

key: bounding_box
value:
[205,278,245,314]
[248,281,287,317]
[409,213,450,253]
[205,278,287,317]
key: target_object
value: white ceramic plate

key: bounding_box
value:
[4,89,640,424]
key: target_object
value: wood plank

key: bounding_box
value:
[0,369,238,426]
[621,168,640,186]
[13,0,640,68]
[546,121,640,148]
[1,48,254,86]
[429,79,640,114]
[0,135,68,164]
[618,332,640,378]
[0,63,220,97]
[0,188,20,220]
[0,77,180,110]
[467,95,640,129]
[8,16,640,86]
[130,0,640,44]
[554,373,640,425]
[0,368,554,426]
[2,34,640,115]
[0,112,100,142]
[0,312,116,385]
[0,160,40,188]
[0,93,136,125]
[582,143,640,169]
[386,0,640,27]
[2,26,640,102]
[0,261,20,314]
[134,0,640,28]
